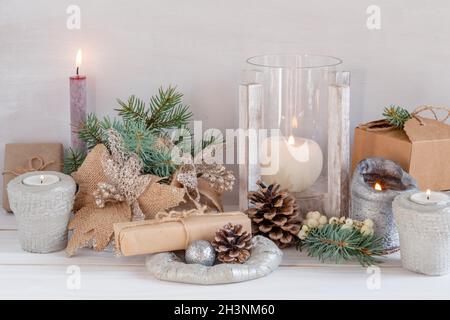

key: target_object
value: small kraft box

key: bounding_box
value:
[352,116,450,191]
[2,143,63,212]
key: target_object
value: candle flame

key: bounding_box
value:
[287,135,295,145]
[426,189,431,200]
[291,116,298,129]
[75,49,82,68]
[39,175,45,184]
[374,182,382,191]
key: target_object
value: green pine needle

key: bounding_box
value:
[77,113,106,149]
[115,86,193,132]
[190,132,223,158]
[75,86,200,178]
[142,146,177,177]
[116,95,149,125]
[120,120,156,157]
[383,105,411,128]
[297,224,385,267]
[63,148,86,175]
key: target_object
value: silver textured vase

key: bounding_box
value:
[7,171,76,253]
[393,192,450,276]
[350,158,417,251]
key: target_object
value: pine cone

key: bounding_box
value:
[246,180,301,248]
[212,223,252,264]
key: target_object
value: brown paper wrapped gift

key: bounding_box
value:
[352,116,450,191]
[113,211,251,256]
[2,143,63,212]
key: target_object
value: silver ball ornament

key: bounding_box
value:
[185,240,216,266]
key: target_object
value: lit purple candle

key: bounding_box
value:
[69,49,86,151]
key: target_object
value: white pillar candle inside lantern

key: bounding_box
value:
[260,134,323,192]
[239,54,350,216]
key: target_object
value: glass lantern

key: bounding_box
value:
[239,54,350,217]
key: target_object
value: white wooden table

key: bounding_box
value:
[1,210,449,300]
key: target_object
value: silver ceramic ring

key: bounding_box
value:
[146,235,283,285]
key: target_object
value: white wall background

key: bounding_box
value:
[2,0,450,205]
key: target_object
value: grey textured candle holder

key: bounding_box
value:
[350,158,417,252]
[7,171,76,253]
[393,192,450,276]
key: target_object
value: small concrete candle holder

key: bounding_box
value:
[7,171,76,253]
[393,191,450,276]
[350,158,417,251]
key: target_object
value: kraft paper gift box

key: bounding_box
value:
[113,211,252,256]
[2,143,63,212]
[352,116,450,191]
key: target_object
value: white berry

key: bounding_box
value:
[361,225,374,236]
[307,219,319,228]
[341,224,352,230]
[298,230,308,240]
[329,217,339,224]
[363,219,374,228]
[306,211,321,220]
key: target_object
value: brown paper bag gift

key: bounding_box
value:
[2,143,63,212]
[352,113,450,191]
[113,211,251,256]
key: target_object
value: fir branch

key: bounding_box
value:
[298,224,384,267]
[191,133,223,158]
[100,116,123,133]
[383,105,411,128]
[115,95,148,124]
[63,148,86,175]
[120,120,157,161]
[115,86,193,132]
[75,87,200,178]
[146,86,192,130]
[77,113,106,149]
[141,146,177,177]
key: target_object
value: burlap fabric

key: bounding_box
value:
[66,202,131,256]
[72,144,185,217]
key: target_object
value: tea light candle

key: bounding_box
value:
[410,189,450,206]
[7,171,76,253]
[393,191,450,276]
[22,174,60,186]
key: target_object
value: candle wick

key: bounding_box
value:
[76,66,79,76]
[427,195,430,200]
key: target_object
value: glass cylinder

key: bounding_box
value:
[239,54,350,217]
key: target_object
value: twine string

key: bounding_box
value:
[2,155,55,176]
[155,206,211,248]
[115,208,242,252]
[359,105,450,132]
[411,105,450,125]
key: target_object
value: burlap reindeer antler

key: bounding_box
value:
[96,129,152,221]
